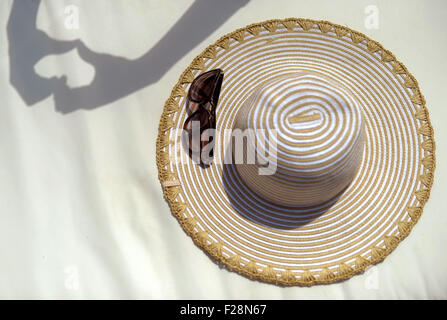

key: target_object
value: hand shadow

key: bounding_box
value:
[7,0,250,114]
[7,0,78,105]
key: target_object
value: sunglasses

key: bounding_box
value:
[183,69,224,165]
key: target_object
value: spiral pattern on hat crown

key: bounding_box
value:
[233,72,365,207]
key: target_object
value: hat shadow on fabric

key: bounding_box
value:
[221,159,347,231]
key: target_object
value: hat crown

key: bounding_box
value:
[233,72,365,206]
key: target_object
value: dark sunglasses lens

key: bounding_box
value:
[189,70,221,102]
[185,98,201,115]
[183,110,211,154]
[183,109,210,132]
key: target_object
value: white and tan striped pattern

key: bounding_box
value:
[233,72,365,206]
[157,19,435,286]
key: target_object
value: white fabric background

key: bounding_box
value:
[0,0,446,299]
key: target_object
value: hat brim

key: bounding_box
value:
[156,18,435,286]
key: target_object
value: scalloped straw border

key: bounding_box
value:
[156,18,436,286]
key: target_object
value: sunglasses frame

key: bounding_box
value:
[183,69,224,164]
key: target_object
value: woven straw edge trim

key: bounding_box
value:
[156,18,436,287]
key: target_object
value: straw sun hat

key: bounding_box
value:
[156,18,435,286]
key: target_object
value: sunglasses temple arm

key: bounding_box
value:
[210,73,224,112]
